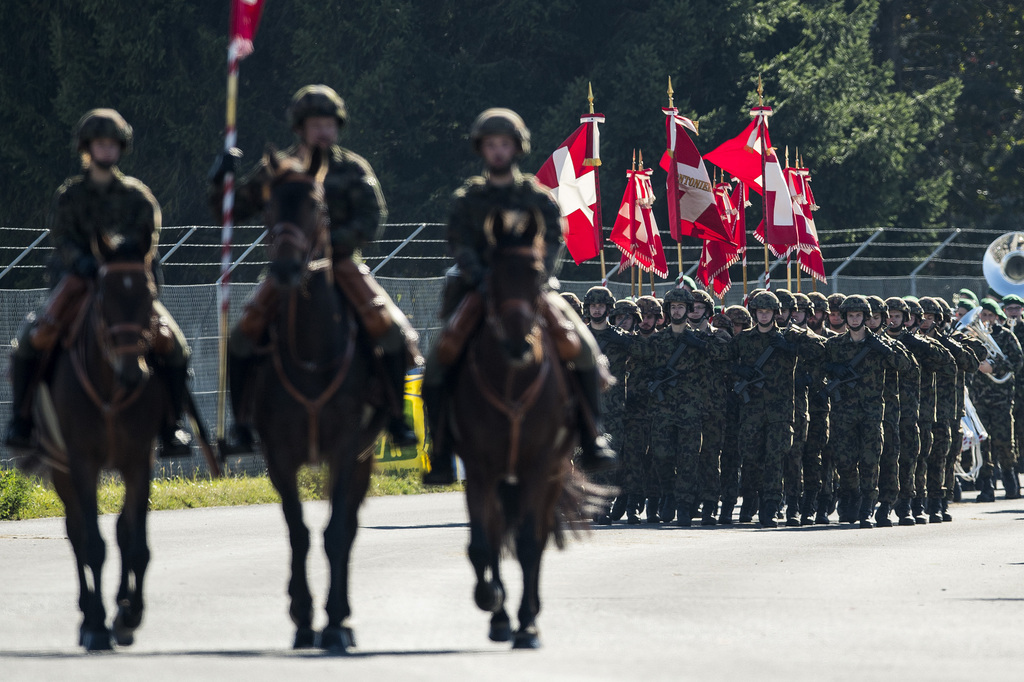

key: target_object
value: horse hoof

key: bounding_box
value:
[112,602,140,647]
[512,626,540,650]
[474,581,505,613]
[320,625,355,653]
[293,627,317,649]
[79,627,113,652]
[489,617,512,642]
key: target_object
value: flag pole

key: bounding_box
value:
[666,77,685,283]
[586,83,607,282]
[756,76,771,290]
[216,41,241,444]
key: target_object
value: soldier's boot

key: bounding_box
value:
[222,349,258,455]
[799,494,816,526]
[646,496,663,524]
[814,491,831,525]
[836,493,853,524]
[1002,469,1021,500]
[952,477,963,503]
[608,495,628,521]
[785,495,801,527]
[421,383,455,486]
[941,498,953,523]
[738,493,758,523]
[927,497,943,524]
[912,497,928,525]
[674,503,692,527]
[701,500,718,526]
[659,496,677,524]
[690,499,702,520]
[593,507,612,526]
[975,475,996,503]
[625,497,642,525]
[381,349,418,447]
[874,503,894,528]
[3,352,41,450]
[574,369,617,474]
[894,499,916,526]
[758,499,779,528]
[155,363,193,458]
[857,495,873,529]
[718,497,736,526]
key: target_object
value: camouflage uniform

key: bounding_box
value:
[691,290,732,525]
[970,301,1023,501]
[821,296,908,527]
[718,305,752,524]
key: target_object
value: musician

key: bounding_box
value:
[5,109,192,456]
[971,298,1023,500]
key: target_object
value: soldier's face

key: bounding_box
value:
[301,116,340,150]
[688,302,707,321]
[732,322,745,336]
[920,313,936,331]
[480,134,518,173]
[639,314,658,333]
[589,303,607,321]
[980,309,998,327]
[888,311,905,330]
[615,315,636,332]
[867,311,883,330]
[669,302,687,323]
[792,310,807,325]
[88,137,121,170]
[775,309,791,325]
[846,311,864,329]
[828,310,844,327]
[755,309,775,328]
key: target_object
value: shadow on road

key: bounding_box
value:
[0,647,490,659]
[363,522,468,531]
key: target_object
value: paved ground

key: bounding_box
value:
[2,489,1023,681]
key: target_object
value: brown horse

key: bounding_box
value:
[32,241,185,650]
[245,150,388,652]
[450,211,593,649]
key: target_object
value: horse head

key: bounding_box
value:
[262,146,330,289]
[484,207,547,364]
[91,235,157,388]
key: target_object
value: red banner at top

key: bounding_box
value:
[230,0,266,59]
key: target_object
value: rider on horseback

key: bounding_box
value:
[420,108,617,485]
[4,109,193,456]
[209,85,419,451]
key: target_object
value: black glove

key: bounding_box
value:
[899,332,925,352]
[771,332,797,355]
[682,329,709,351]
[733,364,756,381]
[208,147,243,184]
[824,362,853,380]
[866,333,892,355]
[71,253,99,278]
[654,366,674,381]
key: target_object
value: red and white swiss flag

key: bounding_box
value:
[536,123,602,265]
[230,0,266,59]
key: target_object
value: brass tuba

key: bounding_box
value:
[955,306,1013,383]
[983,232,1024,297]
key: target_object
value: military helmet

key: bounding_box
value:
[827,293,846,313]
[75,108,132,154]
[885,296,910,315]
[612,298,640,322]
[470,108,531,155]
[559,291,583,318]
[689,289,714,314]
[905,297,924,318]
[807,291,829,313]
[935,297,953,322]
[793,292,812,312]
[775,288,797,311]
[288,85,348,130]
[839,294,871,315]
[749,291,781,312]
[583,286,615,308]
[918,296,943,318]
[867,295,886,315]
[636,295,662,318]
[663,288,693,305]
[725,305,753,329]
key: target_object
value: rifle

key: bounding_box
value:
[820,342,875,403]
[646,335,692,401]
[732,344,777,404]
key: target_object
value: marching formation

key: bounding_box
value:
[576,284,1024,529]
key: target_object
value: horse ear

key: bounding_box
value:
[264,144,280,174]
[527,208,547,250]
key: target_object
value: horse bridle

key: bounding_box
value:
[93,261,155,360]
[484,246,543,345]
[266,171,330,272]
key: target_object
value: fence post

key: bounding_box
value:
[0,230,48,283]
[372,223,428,276]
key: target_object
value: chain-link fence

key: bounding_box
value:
[0,272,995,474]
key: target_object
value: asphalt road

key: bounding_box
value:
[2,490,1023,681]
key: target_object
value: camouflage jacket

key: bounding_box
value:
[788,324,828,421]
[447,171,563,289]
[49,169,161,278]
[589,324,634,415]
[212,144,387,257]
[636,325,729,425]
[822,331,906,422]
[932,332,978,422]
[728,325,822,424]
[971,324,1023,408]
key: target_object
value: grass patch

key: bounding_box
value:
[0,466,461,521]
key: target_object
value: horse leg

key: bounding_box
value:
[55,464,111,651]
[487,550,512,643]
[321,457,369,654]
[112,462,152,646]
[512,512,545,650]
[267,460,314,648]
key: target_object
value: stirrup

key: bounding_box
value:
[159,423,193,458]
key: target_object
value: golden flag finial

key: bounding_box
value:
[588,82,595,115]
[638,149,644,169]
[785,145,790,168]
[757,74,764,106]
[632,149,636,171]
[667,76,674,109]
